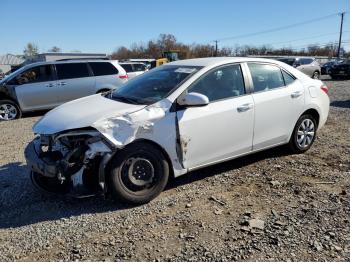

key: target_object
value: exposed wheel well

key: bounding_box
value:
[119,139,175,179]
[302,108,319,126]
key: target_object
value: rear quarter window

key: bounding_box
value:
[89,62,119,76]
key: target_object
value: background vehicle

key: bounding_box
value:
[329,60,350,79]
[277,57,321,79]
[0,60,128,120]
[321,60,343,75]
[119,62,148,79]
[25,57,329,204]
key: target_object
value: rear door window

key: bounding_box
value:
[89,62,119,76]
[14,65,53,85]
[248,63,285,92]
[55,63,90,80]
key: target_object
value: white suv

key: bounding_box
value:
[0,60,128,120]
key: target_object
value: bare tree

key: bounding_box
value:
[23,43,39,58]
[48,46,61,52]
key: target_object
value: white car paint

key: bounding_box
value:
[32,57,330,178]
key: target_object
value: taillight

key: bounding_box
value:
[119,74,128,79]
[320,84,328,94]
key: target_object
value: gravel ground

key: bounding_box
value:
[0,77,349,262]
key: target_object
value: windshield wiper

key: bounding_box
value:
[112,95,142,105]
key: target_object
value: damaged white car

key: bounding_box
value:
[25,57,330,204]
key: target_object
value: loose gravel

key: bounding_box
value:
[0,77,349,262]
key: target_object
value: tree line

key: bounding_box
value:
[23,34,349,60]
[111,34,349,59]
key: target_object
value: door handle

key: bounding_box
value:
[237,103,253,112]
[291,91,303,98]
[45,83,54,87]
[59,82,67,86]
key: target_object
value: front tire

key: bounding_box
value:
[0,100,22,121]
[288,114,317,153]
[108,142,169,204]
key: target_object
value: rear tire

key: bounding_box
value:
[0,100,22,121]
[312,71,320,79]
[108,142,169,204]
[288,114,317,153]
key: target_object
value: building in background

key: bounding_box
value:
[0,54,25,74]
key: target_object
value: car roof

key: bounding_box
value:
[168,57,291,67]
[119,62,145,65]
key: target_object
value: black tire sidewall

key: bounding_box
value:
[0,99,22,120]
[289,114,317,153]
[109,143,169,204]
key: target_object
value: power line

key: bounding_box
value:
[259,31,350,47]
[213,11,348,43]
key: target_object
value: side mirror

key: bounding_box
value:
[177,92,209,107]
[294,63,301,67]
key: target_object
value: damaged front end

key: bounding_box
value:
[25,129,113,197]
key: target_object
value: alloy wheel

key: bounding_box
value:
[0,103,18,120]
[297,118,315,148]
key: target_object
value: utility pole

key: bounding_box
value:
[214,40,218,57]
[337,12,345,59]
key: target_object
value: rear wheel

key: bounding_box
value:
[288,114,317,153]
[312,71,320,79]
[109,142,169,204]
[0,100,21,121]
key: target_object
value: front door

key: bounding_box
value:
[176,64,254,169]
[14,64,60,111]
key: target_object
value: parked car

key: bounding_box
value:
[0,60,128,120]
[119,62,148,79]
[321,60,343,75]
[25,57,329,204]
[277,57,321,79]
[329,60,350,79]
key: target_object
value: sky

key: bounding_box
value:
[0,0,349,55]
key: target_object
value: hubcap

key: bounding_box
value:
[123,157,155,187]
[297,119,315,148]
[0,104,17,120]
[313,72,319,79]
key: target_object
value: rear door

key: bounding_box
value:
[177,63,254,169]
[14,64,60,111]
[247,63,305,150]
[55,62,96,104]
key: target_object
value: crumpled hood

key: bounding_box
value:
[33,94,146,134]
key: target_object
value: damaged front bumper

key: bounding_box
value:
[25,132,114,197]
[25,138,59,178]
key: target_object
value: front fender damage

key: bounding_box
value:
[25,100,183,197]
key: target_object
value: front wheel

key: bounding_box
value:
[288,114,317,153]
[0,100,22,121]
[108,142,169,204]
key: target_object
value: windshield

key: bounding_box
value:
[111,65,202,105]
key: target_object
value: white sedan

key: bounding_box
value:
[25,57,330,204]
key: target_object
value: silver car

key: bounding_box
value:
[0,60,128,120]
[277,57,321,79]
